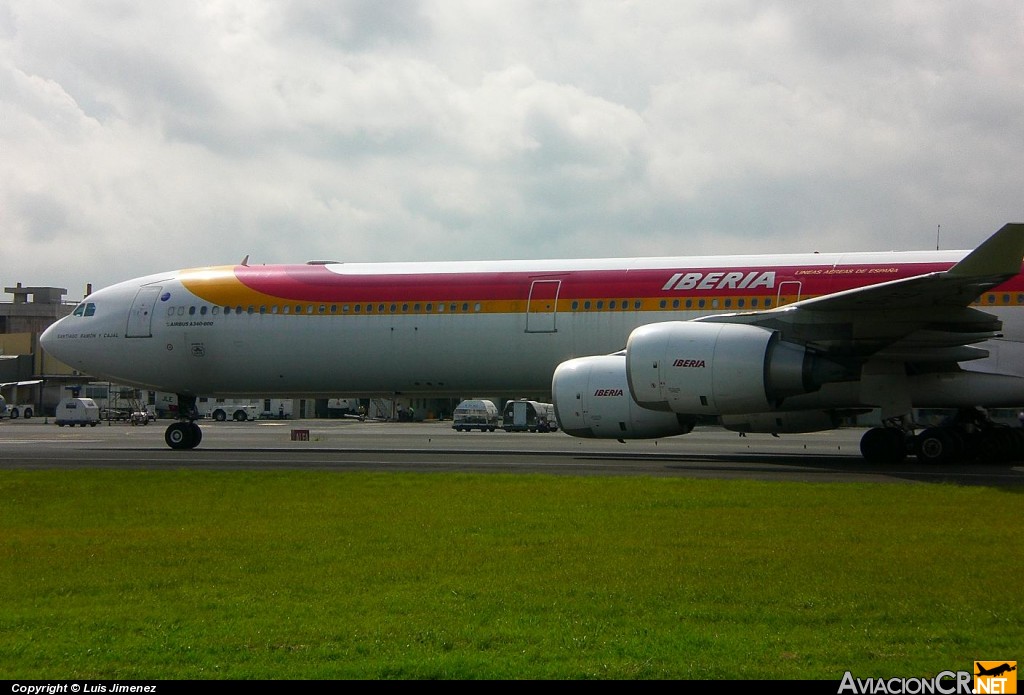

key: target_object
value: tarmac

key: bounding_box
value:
[3,416,1024,486]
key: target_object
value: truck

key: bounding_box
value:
[55,397,101,427]
[197,398,261,422]
[0,396,34,419]
[502,399,559,432]
[452,399,500,432]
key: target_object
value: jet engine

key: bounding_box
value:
[552,353,695,439]
[625,322,844,415]
[552,321,851,441]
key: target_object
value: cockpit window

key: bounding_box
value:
[73,302,97,317]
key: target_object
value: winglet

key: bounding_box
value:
[948,223,1024,278]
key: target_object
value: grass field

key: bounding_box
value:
[1,469,1020,680]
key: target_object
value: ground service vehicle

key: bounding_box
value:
[502,399,558,432]
[55,397,101,427]
[452,399,500,432]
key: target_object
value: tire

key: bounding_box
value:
[860,427,907,464]
[24,408,33,419]
[165,422,197,450]
[915,428,958,464]
[10,407,18,419]
[233,410,247,422]
[213,409,227,422]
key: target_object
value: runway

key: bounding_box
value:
[3,417,1024,486]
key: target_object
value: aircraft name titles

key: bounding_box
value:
[662,271,775,292]
[673,359,706,368]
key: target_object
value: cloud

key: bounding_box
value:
[1,0,1023,299]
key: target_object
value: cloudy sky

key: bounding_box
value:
[2,1,1023,300]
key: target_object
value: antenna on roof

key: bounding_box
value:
[936,224,940,251]
[240,254,250,266]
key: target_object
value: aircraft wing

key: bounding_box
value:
[702,223,1024,361]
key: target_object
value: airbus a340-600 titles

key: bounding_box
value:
[39,223,1024,463]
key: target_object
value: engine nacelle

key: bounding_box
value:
[720,411,841,434]
[552,354,695,439]
[626,321,830,415]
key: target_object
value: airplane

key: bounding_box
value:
[38,222,1024,462]
[975,663,1016,677]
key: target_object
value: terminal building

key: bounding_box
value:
[0,283,81,415]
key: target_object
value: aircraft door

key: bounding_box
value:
[126,285,162,338]
[776,281,802,307]
[526,279,561,333]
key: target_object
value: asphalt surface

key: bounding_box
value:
[3,416,1024,486]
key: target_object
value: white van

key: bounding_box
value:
[452,399,500,432]
[55,397,101,427]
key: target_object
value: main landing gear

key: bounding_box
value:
[164,394,202,450]
[859,408,1024,464]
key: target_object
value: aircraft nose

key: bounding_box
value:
[40,317,71,364]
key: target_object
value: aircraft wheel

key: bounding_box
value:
[190,422,203,446]
[860,427,906,464]
[165,422,198,450]
[915,428,958,464]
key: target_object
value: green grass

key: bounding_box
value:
[0,470,1020,679]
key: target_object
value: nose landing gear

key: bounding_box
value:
[164,394,202,450]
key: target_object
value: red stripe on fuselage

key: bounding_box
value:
[228,261,993,303]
